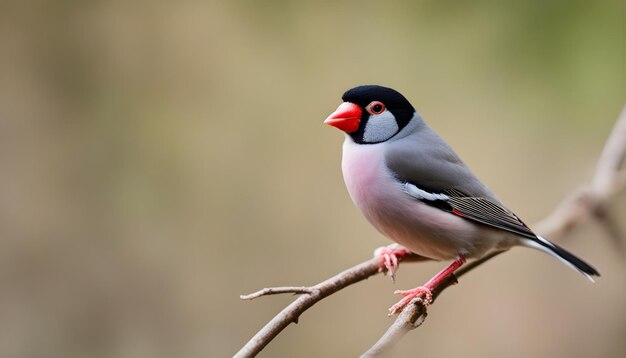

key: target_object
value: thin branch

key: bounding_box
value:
[240,287,317,300]
[361,250,507,357]
[534,106,626,240]
[236,106,626,358]
[234,254,428,358]
[592,105,626,196]
[361,297,428,358]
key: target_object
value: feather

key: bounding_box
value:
[402,182,536,239]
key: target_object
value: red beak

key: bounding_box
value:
[324,102,362,133]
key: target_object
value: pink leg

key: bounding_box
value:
[388,256,466,315]
[375,246,410,282]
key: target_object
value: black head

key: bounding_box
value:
[325,85,416,144]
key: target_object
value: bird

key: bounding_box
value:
[324,85,600,315]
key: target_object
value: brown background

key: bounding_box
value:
[1,1,625,357]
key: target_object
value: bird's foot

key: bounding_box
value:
[387,256,466,315]
[375,245,409,282]
[388,286,433,316]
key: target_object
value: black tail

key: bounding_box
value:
[523,236,600,282]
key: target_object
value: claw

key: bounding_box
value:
[375,246,409,282]
[388,286,433,315]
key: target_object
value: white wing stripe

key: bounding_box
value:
[402,182,450,201]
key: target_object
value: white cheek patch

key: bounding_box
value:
[363,110,399,143]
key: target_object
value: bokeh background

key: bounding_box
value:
[1,1,625,357]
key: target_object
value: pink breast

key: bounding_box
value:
[342,143,395,219]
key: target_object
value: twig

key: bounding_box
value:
[236,106,626,358]
[361,297,428,358]
[361,250,506,357]
[234,254,428,358]
[240,287,316,300]
[534,106,626,240]
[592,105,626,196]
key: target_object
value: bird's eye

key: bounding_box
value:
[366,101,385,115]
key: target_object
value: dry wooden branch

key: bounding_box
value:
[240,287,316,300]
[234,254,428,358]
[236,106,626,358]
[361,250,506,357]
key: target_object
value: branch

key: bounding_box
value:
[592,105,626,196]
[235,254,429,358]
[534,106,626,245]
[240,287,316,300]
[236,106,626,358]
[362,250,506,357]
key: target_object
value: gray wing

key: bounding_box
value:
[385,122,501,203]
[386,122,536,239]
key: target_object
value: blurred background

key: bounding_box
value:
[1,1,625,357]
